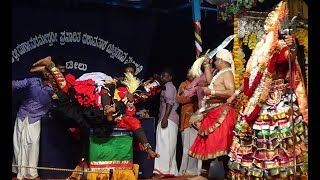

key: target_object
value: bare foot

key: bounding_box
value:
[32,56,53,67]
[147,149,160,159]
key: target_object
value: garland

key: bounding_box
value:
[208,68,233,89]
[233,17,247,89]
[242,55,276,123]
[292,27,308,91]
[233,17,241,89]
[238,1,287,124]
[218,0,265,21]
[233,17,245,116]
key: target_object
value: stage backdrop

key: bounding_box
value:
[12,6,155,79]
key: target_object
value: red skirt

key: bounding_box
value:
[189,105,236,160]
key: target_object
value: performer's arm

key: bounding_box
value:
[177,83,193,105]
[100,88,114,122]
[161,85,175,128]
[203,58,213,84]
[12,78,30,90]
[161,103,173,128]
[46,64,67,92]
[226,83,244,104]
[278,35,297,63]
[31,57,68,92]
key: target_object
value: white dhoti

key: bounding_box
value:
[12,116,41,180]
[153,120,178,176]
[179,127,202,176]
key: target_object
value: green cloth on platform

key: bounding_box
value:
[89,135,133,162]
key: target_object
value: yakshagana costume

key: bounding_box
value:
[228,2,308,179]
[35,57,161,155]
[188,49,237,162]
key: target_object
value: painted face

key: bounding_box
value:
[124,67,135,75]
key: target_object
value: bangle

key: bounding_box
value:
[210,89,216,96]
[143,143,152,152]
[234,89,241,96]
[46,63,56,70]
[203,64,211,69]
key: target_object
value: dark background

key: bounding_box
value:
[10,0,312,179]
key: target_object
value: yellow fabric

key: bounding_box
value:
[133,164,139,180]
[70,164,139,180]
[87,169,136,180]
[177,80,198,131]
[114,89,121,101]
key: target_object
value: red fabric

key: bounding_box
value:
[117,86,128,100]
[64,73,76,93]
[276,47,288,64]
[189,105,236,159]
[115,116,142,131]
[125,105,136,117]
[99,88,108,95]
[64,74,100,107]
[73,79,99,107]
[244,104,262,124]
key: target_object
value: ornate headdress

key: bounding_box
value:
[245,1,288,72]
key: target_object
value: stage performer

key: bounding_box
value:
[188,48,237,179]
[30,57,159,159]
[111,62,161,157]
[226,1,308,179]
[12,69,54,180]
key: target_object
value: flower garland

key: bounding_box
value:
[242,54,276,123]
[233,17,247,116]
[233,17,247,89]
[248,32,258,49]
[233,17,241,89]
[208,68,233,89]
[238,1,287,124]
[292,27,308,91]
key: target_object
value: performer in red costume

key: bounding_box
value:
[187,48,237,179]
[30,57,160,159]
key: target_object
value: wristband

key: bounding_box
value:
[210,89,216,96]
